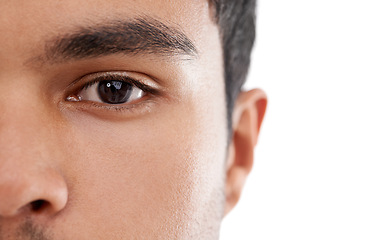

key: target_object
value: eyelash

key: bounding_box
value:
[80,74,156,94]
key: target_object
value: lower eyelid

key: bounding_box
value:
[67,96,158,120]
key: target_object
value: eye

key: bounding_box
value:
[68,73,152,105]
[78,79,144,104]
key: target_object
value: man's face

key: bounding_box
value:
[0,0,228,239]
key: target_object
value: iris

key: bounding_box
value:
[98,80,133,104]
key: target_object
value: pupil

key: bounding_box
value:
[98,80,133,104]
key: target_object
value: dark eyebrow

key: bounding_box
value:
[43,17,198,63]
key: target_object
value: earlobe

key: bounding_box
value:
[224,89,267,216]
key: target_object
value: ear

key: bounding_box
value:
[224,89,267,216]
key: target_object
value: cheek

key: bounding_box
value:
[57,87,227,237]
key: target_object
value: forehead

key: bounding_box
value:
[0,0,214,61]
[0,0,210,26]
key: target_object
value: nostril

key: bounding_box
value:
[30,200,47,212]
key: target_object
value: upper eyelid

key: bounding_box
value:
[73,71,161,94]
[81,75,146,91]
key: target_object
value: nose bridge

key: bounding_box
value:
[0,90,52,163]
[0,105,54,178]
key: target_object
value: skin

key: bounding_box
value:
[0,0,267,239]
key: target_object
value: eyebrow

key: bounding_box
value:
[42,17,198,63]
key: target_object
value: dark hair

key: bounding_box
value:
[210,0,257,137]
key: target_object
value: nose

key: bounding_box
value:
[0,166,68,217]
[0,99,68,218]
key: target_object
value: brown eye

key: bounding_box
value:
[76,78,145,104]
[98,80,133,104]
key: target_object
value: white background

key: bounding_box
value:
[220,0,388,239]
